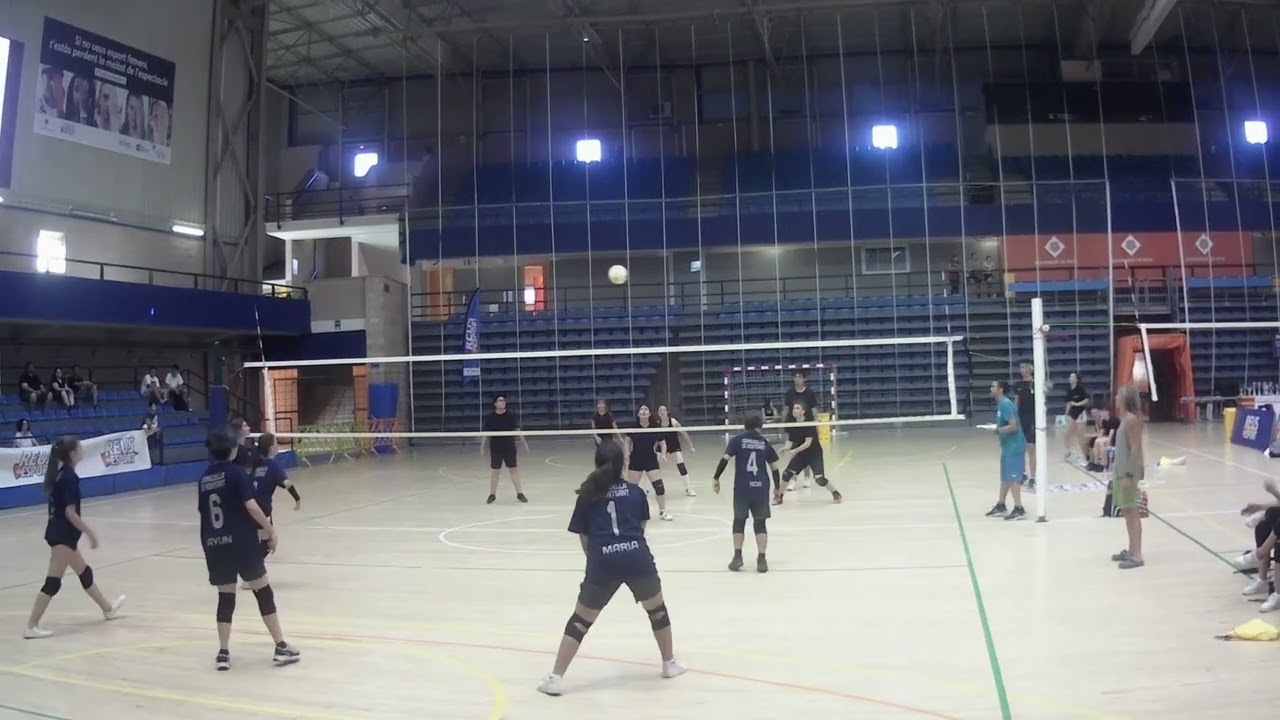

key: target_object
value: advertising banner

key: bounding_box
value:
[0,430,152,489]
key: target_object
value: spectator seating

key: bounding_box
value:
[1184,287,1279,399]
[0,389,209,462]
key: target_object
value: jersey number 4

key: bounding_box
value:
[746,451,758,474]
[208,494,224,530]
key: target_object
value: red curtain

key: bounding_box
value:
[1114,333,1196,422]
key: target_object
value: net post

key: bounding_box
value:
[1032,297,1049,522]
[946,339,958,417]
[1137,324,1157,402]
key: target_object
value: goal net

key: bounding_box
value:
[725,363,836,425]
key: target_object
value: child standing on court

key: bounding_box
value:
[1110,384,1146,569]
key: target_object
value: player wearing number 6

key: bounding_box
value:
[199,428,300,671]
[713,415,782,573]
[537,440,686,696]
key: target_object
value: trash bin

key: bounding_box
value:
[1224,407,1236,443]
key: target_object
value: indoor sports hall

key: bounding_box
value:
[1,0,1280,719]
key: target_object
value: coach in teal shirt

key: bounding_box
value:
[987,380,1028,520]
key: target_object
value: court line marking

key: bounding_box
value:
[942,462,1013,720]
[0,611,1122,719]
[4,636,506,720]
[53,622,963,719]
[0,703,70,720]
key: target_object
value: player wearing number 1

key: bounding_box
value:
[200,428,300,671]
[713,415,781,573]
[537,441,686,696]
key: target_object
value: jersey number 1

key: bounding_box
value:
[606,500,619,536]
[746,451,758,474]
[209,494,224,530]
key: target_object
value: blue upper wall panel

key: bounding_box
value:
[1,271,309,334]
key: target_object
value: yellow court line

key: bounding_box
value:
[4,636,505,720]
[0,610,1115,720]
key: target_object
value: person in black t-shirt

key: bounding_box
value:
[778,403,843,506]
[590,400,620,451]
[19,362,50,411]
[1085,408,1121,472]
[1013,361,1037,490]
[482,396,528,505]
[1063,372,1090,464]
[783,372,820,492]
[24,437,126,639]
[68,364,98,407]
[627,405,673,522]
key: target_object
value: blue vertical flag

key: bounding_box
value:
[462,289,482,385]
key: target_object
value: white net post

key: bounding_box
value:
[1032,297,1049,522]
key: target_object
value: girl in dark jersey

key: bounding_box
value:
[656,405,696,497]
[231,416,254,467]
[590,400,620,451]
[24,437,126,639]
[777,403,843,505]
[242,433,302,589]
[627,405,673,521]
[536,441,685,696]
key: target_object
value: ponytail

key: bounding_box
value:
[43,436,81,496]
[577,440,625,498]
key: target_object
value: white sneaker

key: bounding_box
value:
[1262,593,1280,613]
[23,626,53,640]
[1244,578,1269,596]
[660,511,674,521]
[801,477,811,489]
[662,659,687,679]
[104,595,127,621]
[1232,550,1260,571]
[685,487,697,497]
[537,673,564,696]
[786,479,796,492]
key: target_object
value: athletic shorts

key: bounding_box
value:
[628,454,660,473]
[44,531,81,549]
[205,543,267,587]
[733,493,771,521]
[786,449,825,478]
[1110,475,1141,510]
[999,452,1025,484]
[665,436,681,453]
[490,445,517,470]
[577,574,662,610]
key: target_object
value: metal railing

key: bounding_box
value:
[265,184,409,226]
[0,250,307,299]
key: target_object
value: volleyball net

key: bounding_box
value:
[243,334,966,450]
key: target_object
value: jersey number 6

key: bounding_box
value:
[209,494,224,530]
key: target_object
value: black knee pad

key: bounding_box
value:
[216,592,236,624]
[41,576,62,597]
[815,476,829,487]
[647,603,671,631]
[78,566,94,590]
[782,470,796,482]
[253,585,278,616]
[732,517,747,534]
[753,518,767,535]
[676,463,688,476]
[652,479,666,496]
[564,612,593,642]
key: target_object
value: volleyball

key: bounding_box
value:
[608,265,628,285]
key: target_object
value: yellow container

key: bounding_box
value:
[1224,407,1236,443]
[818,412,832,447]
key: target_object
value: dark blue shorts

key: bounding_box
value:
[204,542,267,587]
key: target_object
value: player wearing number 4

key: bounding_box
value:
[713,415,782,573]
[200,428,300,671]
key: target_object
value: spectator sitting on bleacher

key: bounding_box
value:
[140,367,166,405]
[14,419,36,448]
[49,368,76,410]
[68,364,98,407]
[19,363,51,411]
[165,364,189,412]
[142,402,159,437]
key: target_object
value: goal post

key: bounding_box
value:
[723,362,837,425]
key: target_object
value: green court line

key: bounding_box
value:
[1148,511,1238,570]
[942,463,1013,720]
[0,703,71,720]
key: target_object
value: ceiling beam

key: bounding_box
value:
[553,0,620,88]
[278,6,385,77]
[338,0,451,74]
[1071,0,1112,60]
[1130,0,1177,55]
